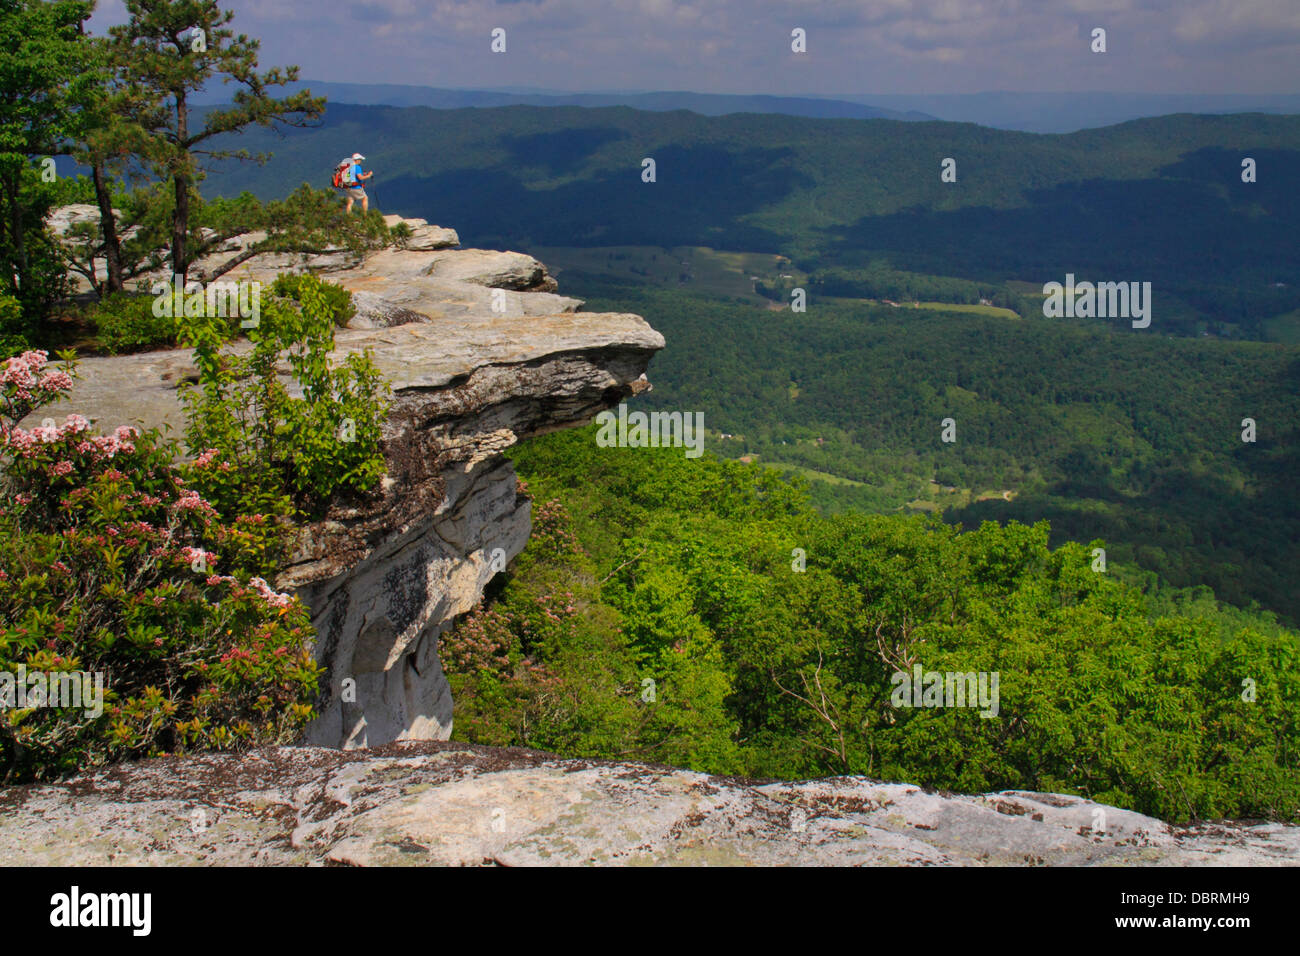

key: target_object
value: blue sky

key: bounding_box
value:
[88,0,1300,96]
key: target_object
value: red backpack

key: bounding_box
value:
[331,163,353,189]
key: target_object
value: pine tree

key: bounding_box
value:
[106,0,324,283]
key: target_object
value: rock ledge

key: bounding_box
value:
[1,743,1293,866]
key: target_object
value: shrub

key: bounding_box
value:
[0,348,76,425]
[0,294,26,360]
[92,292,177,354]
[203,185,398,262]
[180,274,390,515]
[0,351,321,783]
[388,220,413,248]
[269,273,355,327]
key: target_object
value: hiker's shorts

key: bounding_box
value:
[346,187,367,200]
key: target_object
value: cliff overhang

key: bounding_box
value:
[26,217,664,748]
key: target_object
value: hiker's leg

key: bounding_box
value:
[345,197,354,213]
[361,195,369,213]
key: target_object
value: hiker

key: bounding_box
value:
[333,153,373,213]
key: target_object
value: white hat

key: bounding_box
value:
[352,153,365,161]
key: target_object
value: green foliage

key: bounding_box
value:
[389,220,413,244]
[0,0,95,327]
[91,291,177,354]
[440,427,1300,823]
[269,271,355,327]
[573,281,1300,625]
[180,273,389,515]
[43,172,108,209]
[0,349,320,783]
[443,491,745,773]
[0,167,71,343]
[0,293,24,359]
[254,184,395,255]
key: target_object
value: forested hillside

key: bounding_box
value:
[567,278,1300,626]
[438,427,1300,824]
[204,104,1300,337]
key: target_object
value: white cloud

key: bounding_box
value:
[89,0,1300,94]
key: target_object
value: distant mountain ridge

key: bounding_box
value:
[196,81,935,122]
[818,91,1300,133]
[195,81,1300,132]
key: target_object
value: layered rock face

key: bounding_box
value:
[2,742,1295,866]
[27,217,663,748]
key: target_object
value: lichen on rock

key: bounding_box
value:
[2,742,1295,866]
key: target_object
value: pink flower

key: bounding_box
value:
[180,546,217,569]
[248,576,294,609]
[0,417,87,457]
[1,351,50,390]
[173,489,218,518]
[38,370,73,393]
